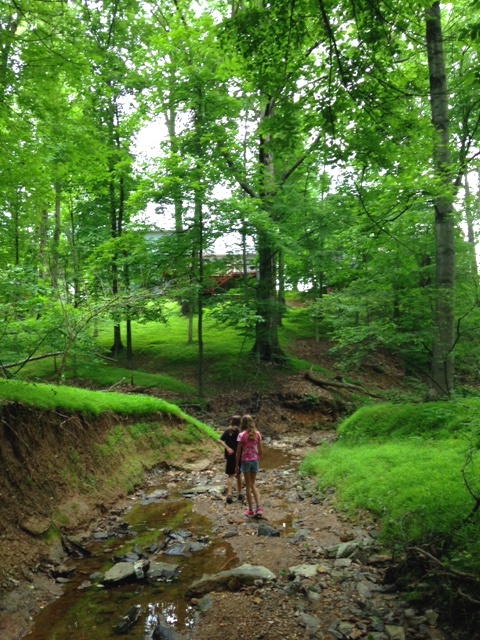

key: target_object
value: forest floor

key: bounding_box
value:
[0,338,445,640]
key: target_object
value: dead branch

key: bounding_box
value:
[2,352,63,370]
[458,588,480,605]
[412,546,480,583]
[304,369,382,398]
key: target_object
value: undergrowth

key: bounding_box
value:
[0,379,219,441]
[300,399,480,574]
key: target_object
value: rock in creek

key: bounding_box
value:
[186,563,276,597]
[152,621,185,639]
[103,559,149,584]
[147,561,179,581]
[113,604,141,634]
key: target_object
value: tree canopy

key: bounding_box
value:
[1,0,479,397]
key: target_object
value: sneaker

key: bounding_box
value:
[244,508,255,517]
[237,494,244,502]
[255,506,263,516]
[226,496,233,504]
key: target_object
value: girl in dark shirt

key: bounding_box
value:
[220,415,244,504]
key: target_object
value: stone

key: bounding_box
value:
[356,581,371,599]
[103,562,136,584]
[425,610,439,626]
[165,543,190,556]
[20,516,51,536]
[385,625,405,640]
[186,564,276,597]
[298,612,321,632]
[288,564,320,579]
[337,621,355,635]
[334,558,352,568]
[147,561,179,580]
[336,541,360,558]
[257,524,280,537]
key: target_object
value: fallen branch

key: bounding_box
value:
[412,546,480,584]
[1,352,63,370]
[304,369,382,399]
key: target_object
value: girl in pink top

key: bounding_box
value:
[235,414,263,517]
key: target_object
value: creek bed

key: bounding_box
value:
[23,446,293,640]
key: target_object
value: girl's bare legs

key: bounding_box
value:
[244,472,260,512]
[226,474,233,497]
[250,472,260,508]
[236,472,243,496]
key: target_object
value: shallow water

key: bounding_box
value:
[23,446,293,640]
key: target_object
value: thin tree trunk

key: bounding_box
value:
[51,181,61,290]
[464,171,478,277]
[195,187,204,397]
[425,2,455,399]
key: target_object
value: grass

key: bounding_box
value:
[300,399,480,572]
[16,301,320,394]
[0,378,219,441]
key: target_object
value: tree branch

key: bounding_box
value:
[304,369,382,398]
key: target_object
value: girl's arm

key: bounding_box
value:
[258,439,263,459]
[219,439,233,455]
[235,442,243,469]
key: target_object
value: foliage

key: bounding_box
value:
[301,400,480,572]
[0,379,219,441]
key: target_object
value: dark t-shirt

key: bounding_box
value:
[220,427,239,459]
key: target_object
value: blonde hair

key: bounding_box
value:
[241,414,257,441]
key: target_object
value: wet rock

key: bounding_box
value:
[77,580,92,590]
[170,529,192,540]
[62,536,91,558]
[186,563,276,597]
[103,562,136,584]
[198,594,212,612]
[152,621,185,639]
[189,541,207,552]
[141,489,169,503]
[165,543,190,556]
[51,564,75,578]
[114,604,141,634]
[89,571,104,582]
[147,561,179,580]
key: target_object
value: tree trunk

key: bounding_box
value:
[425,2,455,399]
[252,98,285,362]
[464,171,478,277]
[253,227,284,362]
[51,181,61,290]
[195,186,204,397]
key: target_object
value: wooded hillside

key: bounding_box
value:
[1,1,479,399]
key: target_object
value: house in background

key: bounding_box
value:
[144,228,257,295]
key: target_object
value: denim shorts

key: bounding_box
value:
[241,460,259,474]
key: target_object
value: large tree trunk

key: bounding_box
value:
[253,227,284,361]
[425,2,455,399]
[252,99,285,362]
